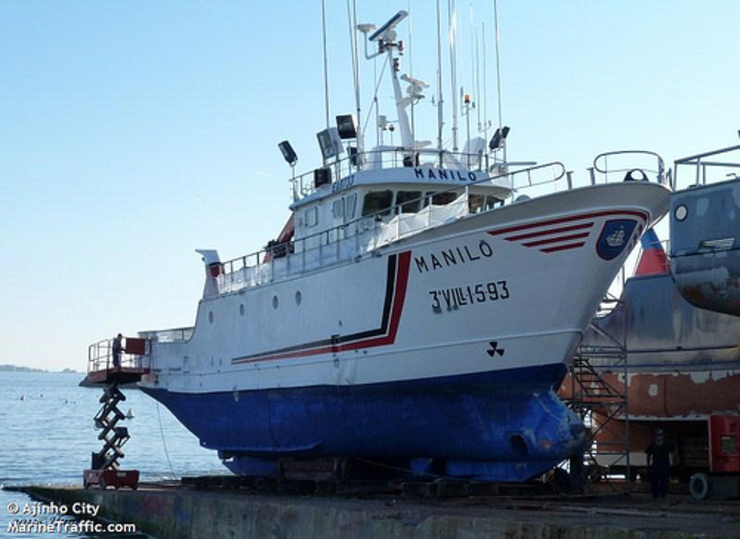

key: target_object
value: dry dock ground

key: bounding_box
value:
[12,483,740,538]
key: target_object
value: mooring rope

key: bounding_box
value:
[156,402,177,480]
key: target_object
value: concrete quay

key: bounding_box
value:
[13,484,740,538]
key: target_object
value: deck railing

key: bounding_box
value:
[213,151,670,297]
[592,150,667,187]
[672,144,740,191]
[292,147,497,200]
[216,161,568,295]
[87,337,151,373]
[137,327,193,343]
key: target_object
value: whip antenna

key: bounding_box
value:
[494,0,503,135]
[321,0,331,128]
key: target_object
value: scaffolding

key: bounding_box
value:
[567,296,631,487]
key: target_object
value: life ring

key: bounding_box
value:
[689,472,710,500]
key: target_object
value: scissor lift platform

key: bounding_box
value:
[83,336,150,490]
[83,366,150,386]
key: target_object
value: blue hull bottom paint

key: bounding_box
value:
[142,363,585,482]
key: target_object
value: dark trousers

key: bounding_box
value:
[650,467,669,498]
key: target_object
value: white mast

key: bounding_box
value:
[390,51,414,150]
[367,11,414,150]
[448,0,459,151]
[435,0,444,151]
[407,1,415,146]
[321,0,331,129]
[493,0,505,159]
[482,21,488,140]
[348,0,364,158]
[466,1,475,149]
[475,26,482,133]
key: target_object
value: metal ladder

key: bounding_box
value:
[567,296,631,487]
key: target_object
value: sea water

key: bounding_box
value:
[0,371,225,537]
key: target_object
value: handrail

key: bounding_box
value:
[262,160,564,254]
[673,144,740,165]
[672,144,740,190]
[507,161,567,190]
[212,161,569,296]
[88,338,151,373]
[293,146,496,200]
[138,327,193,343]
[211,152,665,297]
[592,150,666,185]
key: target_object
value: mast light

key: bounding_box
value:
[489,126,510,151]
[317,128,344,160]
[336,114,358,140]
[278,140,298,166]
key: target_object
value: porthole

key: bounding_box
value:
[675,204,688,222]
[272,295,279,309]
[208,311,214,324]
[239,303,245,316]
[295,291,302,305]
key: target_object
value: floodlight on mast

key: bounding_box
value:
[278,140,298,167]
[278,140,300,201]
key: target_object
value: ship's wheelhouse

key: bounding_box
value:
[292,173,509,244]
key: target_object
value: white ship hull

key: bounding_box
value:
[139,182,668,481]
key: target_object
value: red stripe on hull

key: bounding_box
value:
[522,232,591,248]
[506,222,594,242]
[488,209,649,237]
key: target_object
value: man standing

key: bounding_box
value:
[646,428,675,499]
[112,333,124,369]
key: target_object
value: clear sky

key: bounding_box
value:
[2,1,738,371]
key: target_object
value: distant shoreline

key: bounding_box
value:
[0,364,79,374]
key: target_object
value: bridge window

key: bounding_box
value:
[469,194,484,213]
[469,194,500,213]
[362,190,393,216]
[397,191,422,213]
[429,191,459,206]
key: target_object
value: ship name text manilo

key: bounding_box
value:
[414,239,494,273]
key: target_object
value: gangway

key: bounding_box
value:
[82,336,150,490]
